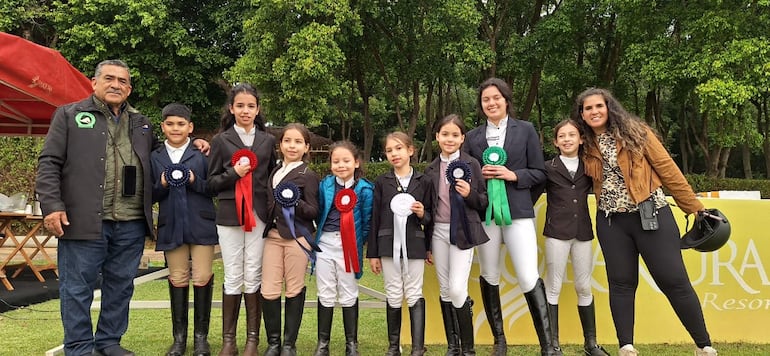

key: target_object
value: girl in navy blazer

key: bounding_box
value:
[151,103,218,356]
[543,120,609,355]
[463,78,558,356]
[207,83,277,356]
[425,114,489,355]
[261,123,319,356]
[367,132,432,356]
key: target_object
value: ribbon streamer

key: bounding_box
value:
[274,181,321,260]
[335,188,359,273]
[445,160,473,245]
[231,149,258,231]
[482,147,512,226]
[390,193,415,275]
[164,164,191,247]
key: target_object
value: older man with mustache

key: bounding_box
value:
[36,59,207,356]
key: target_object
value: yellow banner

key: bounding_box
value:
[407,196,770,344]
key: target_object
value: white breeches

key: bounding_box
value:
[316,231,359,308]
[217,215,266,295]
[477,218,540,292]
[432,223,474,308]
[544,237,595,306]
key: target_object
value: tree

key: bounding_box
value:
[50,0,248,131]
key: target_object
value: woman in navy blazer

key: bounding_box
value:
[463,78,559,356]
[207,83,277,356]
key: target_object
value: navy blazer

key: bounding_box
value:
[543,156,594,241]
[207,126,277,226]
[463,118,546,219]
[367,169,433,259]
[151,144,218,250]
[424,152,489,250]
[266,162,320,240]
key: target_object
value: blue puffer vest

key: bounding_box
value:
[315,175,374,279]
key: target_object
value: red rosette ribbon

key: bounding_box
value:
[334,188,359,273]
[231,149,258,231]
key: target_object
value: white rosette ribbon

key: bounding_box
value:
[390,192,416,275]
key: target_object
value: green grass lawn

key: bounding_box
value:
[1,260,768,355]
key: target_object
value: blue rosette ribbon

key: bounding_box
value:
[164,164,191,247]
[445,160,473,246]
[482,146,512,226]
[274,181,321,260]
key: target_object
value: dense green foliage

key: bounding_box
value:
[2,1,770,178]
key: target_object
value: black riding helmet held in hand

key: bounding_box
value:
[680,208,731,252]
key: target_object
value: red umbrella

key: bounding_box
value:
[0,32,93,136]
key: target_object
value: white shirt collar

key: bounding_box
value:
[439,151,460,163]
[487,115,509,129]
[335,176,355,188]
[164,138,191,164]
[233,124,255,136]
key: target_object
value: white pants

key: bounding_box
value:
[477,218,540,292]
[544,237,595,306]
[381,257,425,308]
[432,223,474,308]
[316,231,359,307]
[217,216,266,295]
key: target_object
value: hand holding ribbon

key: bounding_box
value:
[445,160,473,246]
[231,149,258,231]
[164,163,191,247]
[274,181,321,260]
[390,193,415,275]
[482,146,512,226]
[335,188,359,273]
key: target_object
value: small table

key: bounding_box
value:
[0,212,58,291]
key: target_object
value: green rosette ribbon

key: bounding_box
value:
[482,146,512,226]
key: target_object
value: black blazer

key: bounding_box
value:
[367,169,432,259]
[424,152,489,250]
[543,156,594,241]
[266,162,320,240]
[464,118,546,219]
[151,144,218,250]
[208,126,277,226]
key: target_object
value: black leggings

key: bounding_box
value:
[595,205,711,348]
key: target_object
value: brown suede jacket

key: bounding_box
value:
[582,128,704,215]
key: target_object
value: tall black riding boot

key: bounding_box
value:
[342,299,360,356]
[167,281,189,356]
[524,279,563,356]
[386,304,402,356]
[280,287,306,356]
[243,291,261,356]
[312,301,333,356]
[578,300,610,356]
[480,277,507,356]
[547,304,561,352]
[218,292,241,356]
[439,300,461,356]
[408,298,426,356]
[454,298,476,356]
[193,277,213,356]
[262,296,282,356]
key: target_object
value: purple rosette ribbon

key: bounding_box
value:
[274,181,321,260]
[164,163,191,247]
[445,160,472,246]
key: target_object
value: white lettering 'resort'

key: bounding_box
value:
[701,292,770,311]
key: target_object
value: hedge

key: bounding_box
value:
[2,136,769,199]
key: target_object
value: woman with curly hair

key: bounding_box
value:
[574,88,717,356]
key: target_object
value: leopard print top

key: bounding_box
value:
[597,132,667,214]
